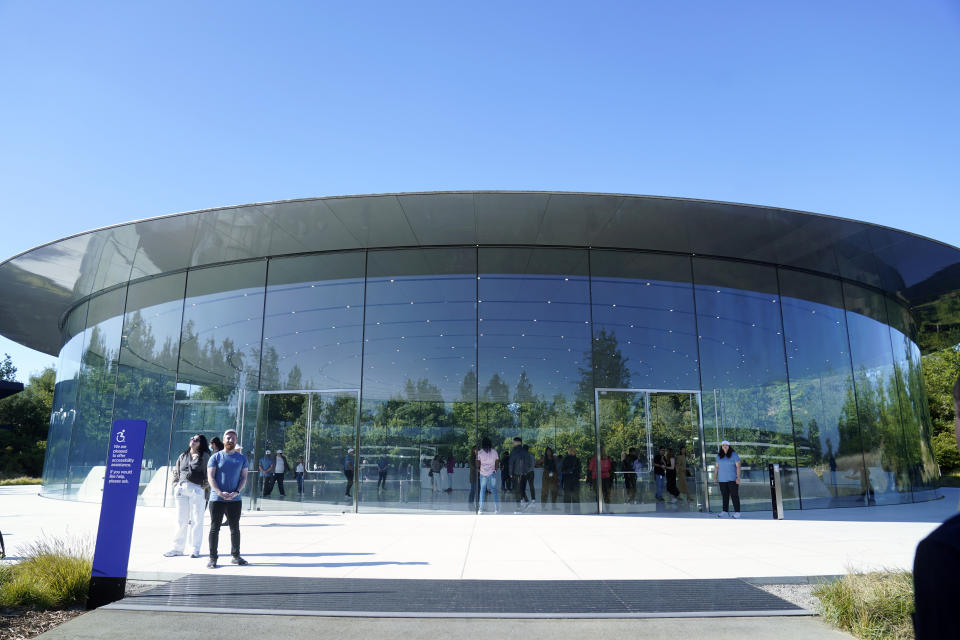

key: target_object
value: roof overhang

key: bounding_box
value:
[2,191,959,355]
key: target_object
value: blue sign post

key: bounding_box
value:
[86,419,147,609]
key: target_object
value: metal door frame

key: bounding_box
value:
[253,388,361,511]
[594,387,706,514]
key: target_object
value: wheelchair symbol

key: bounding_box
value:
[116,429,126,444]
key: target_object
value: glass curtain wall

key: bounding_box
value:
[361,248,477,512]
[478,248,593,513]
[173,262,266,507]
[778,269,863,508]
[41,303,89,498]
[67,288,127,502]
[842,283,912,505]
[693,258,799,511]
[589,251,702,513]
[113,273,186,506]
[256,252,365,511]
[885,298,939,498]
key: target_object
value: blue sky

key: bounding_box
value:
[1,1,958,379]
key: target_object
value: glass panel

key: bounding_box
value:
[173,261,266,509]
[479,247,594,514]
[260,252,365,392]
[42,303,88,498]
[885,298,939,499]
[843,283,911,505]
[67,288,126,501]
[114,273,186,506]
[361,248,477,512]
[693,259,799,512]
[589,251,699,390]
[779,269,863,508]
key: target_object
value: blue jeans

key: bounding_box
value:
[478,473,499,512]
[655,474,665,500]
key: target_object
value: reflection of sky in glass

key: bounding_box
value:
[262,277,364,390]
[363,274,476,401]
[479,273,591,400]
[590,276,699,390]
[695,283,787,390]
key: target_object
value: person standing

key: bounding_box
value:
[206,429,249,568]
[665,448,680,503]
[273,449,288,497]
[622,448,637,504]
[377,455,388,495]
[164,434,210,558]
[522,444,536,508]
[509,437,528,510]
[344,448,355,498]
[429,454,443,493]
[653,447,667,501]
[588,447,612,505]
[501,449,511,492]
[294,456,305,496]
[716,440,741,518]
[259,449,274,497]
[476,437,500,513]
[467,445,479,506]
[540,447,559,508]
[561,446,581,514]
[445,452,455,492]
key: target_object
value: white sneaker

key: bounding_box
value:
[163,550,183,557]
[732,512,741,519]
[717,511,730,518]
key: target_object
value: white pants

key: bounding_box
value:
[170,481,206,554]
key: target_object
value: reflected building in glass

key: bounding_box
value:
[3,192,958,515]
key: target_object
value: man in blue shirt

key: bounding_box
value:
[259,450,274,496]
[207,429,249,568]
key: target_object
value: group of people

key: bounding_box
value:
[258,449,306,498]
[163,429,250,568]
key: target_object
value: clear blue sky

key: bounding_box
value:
[1,1,958,379]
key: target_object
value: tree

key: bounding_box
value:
[0,366,55,478]
[0,353,16,382]
[921,347,960,470]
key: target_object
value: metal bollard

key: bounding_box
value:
[768,463,784,520]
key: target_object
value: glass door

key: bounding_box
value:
[252,389,359,512]
[595,388,705,514]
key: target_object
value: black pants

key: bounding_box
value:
[208,500,242,560]
[563,481,580,513]
[718,481,740,513]
[344,470,353,496]
[273,472,285,495]
[377,470,387,490]
[514,474,529,504]
[262,474,275,496]
[666,470,679,498]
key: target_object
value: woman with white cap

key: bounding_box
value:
[716,440,741,518]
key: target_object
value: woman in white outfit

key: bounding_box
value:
[164,434,211,558]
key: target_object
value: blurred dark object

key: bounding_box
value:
[913,512,960,639]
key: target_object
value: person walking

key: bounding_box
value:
[429,454,443,493]
[540,446,559,508]
[206,429,249,568]
[164,434,210,558]
[476,437,500,513]
[561,445,581,513]
[665,447,680,503]
[715,440,741,518]
[273,449,289,497]
[653,446,667,501]
[445,452,455,492]
[344,448,355,498]
[259,449,274,497]
[294,456,305,496]
[377,455,388,495]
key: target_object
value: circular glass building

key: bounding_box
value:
[3,192,958,514]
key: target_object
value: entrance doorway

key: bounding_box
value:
[251,389,360,512]
[594,388,706,514]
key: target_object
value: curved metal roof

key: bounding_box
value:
[2,191,959,356]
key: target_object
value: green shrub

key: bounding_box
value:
[0,476,42,486]
[0,536,92,609]
[932,431,960,471]
[814,570,914,640]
